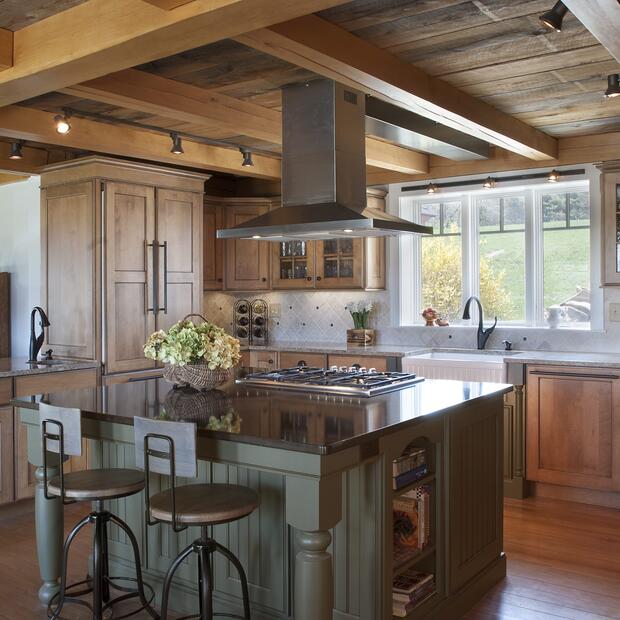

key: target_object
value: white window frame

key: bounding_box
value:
[398,180,591,328]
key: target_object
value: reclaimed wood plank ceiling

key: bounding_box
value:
[0,0,89,31]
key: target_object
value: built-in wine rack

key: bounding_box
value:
[233,298,268,346]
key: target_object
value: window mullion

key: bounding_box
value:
[530,189,544,326]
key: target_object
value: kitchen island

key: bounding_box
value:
[14,371,510,620]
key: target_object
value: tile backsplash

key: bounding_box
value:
[204,290,390,342]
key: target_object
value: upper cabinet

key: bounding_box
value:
[205,189,386,292]
[599,162,620,285]
[203,198,225,290]
[40,157,206,375]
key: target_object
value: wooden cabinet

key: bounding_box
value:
[249,350,278,370]
[0,407,13,505]
[599,163,620,285]
[279,351,326,368]
[40,157,206,376]
[526,365,620,491]
[223,198,276,291]
[203,199,224,290]
[209,190,386,292]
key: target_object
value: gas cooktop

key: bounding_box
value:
[236,366,424,397]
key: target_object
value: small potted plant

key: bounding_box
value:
[421,307,439,327]
[346,301,375,346]
[144,314,241,390]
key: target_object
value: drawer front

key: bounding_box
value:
[250,350,278,370]
[327,355,388,372]
[279,351,326,369]
[0,377,12,406]
[103,369,163,386]
[14,368,98,397]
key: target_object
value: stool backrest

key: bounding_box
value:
[134,416,197,532]
[134,417,197,478]
[39,402,82,456]
[39,402,82,503]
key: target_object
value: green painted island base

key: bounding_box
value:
[21,392,507,620]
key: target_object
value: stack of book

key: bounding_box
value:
[393,447,428,490]
[393,486,431,567]
[392,570,435,617]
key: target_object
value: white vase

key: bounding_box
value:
[546,305,563,328]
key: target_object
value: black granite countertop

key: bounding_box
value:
[13,368,511,455]
[0,357,100,379]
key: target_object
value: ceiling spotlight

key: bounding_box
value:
[54,110,71,134]
[539,1,568,32]
[547,169,560,182]
[482,176,496,189]
[8,140,23,160]
[170,132,184,155]
[343,228,354,233]
[240,148,254,167]
[605,74,620,98]
[251,235,262,239]
[426,182,438,194]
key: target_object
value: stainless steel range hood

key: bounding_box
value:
[217,79,432,241]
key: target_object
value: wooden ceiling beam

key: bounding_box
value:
[0,105,281,179]
[564,0,620,63]
[0,29,12,70]
[141,0,196,9]
[365,131,620,186]
[236,14,559,161]
[0,141,49,173]
[0,0,350,106]
[61,68,428,173]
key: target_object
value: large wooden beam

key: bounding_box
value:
[0,141,49,173]
[0,29,12,70]
[0,106,281,179]
[141,0,196,9]
[0,0,349,106]
[564,0,620,63]
[366,131,620,186]
[62,69,428,173]
[237,15,558,161]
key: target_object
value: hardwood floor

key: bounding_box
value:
[0,497,619,619]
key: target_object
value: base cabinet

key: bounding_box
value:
[0,407,13,505]
[526,365,620,491]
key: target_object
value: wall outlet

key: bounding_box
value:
[610,303,620,322]
[269,303,281,318]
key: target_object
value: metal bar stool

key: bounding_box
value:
[134,417,259,620]
[40,402,157,620]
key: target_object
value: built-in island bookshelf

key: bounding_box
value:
[385,420,445,619]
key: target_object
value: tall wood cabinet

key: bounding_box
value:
[526,365,620,491]
[203,189,386,292]
[599,162,620,285]
[40,157,206,375]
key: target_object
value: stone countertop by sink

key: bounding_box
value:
[0,358,100,379]
[242,341,427,357]
[502,350,620,368]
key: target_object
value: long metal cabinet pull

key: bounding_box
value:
[147,240,158,315]
[159,241,168,314]
[529,370,619,380]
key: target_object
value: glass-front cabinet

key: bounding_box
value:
[600,164,620,285]
[315,238,363,288]
[271,240,316,289]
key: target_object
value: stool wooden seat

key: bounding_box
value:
[149,483,258,525]
[48,468,145,500]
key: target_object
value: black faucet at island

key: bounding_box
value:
[28,306,50,363]
[462,296,497,350]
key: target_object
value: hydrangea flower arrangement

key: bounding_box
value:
[144,317,241,370]
[346,301,374,329]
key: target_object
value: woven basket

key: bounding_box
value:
[163,387,234,423]
[161,314,236,390]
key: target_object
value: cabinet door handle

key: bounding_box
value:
[529,370,619,380]
[261,277,267,282]
[316,276,322,281]
[146,240,158,315]
[306,276,312,281]
[158,241,168,314]
[217,278,223,283]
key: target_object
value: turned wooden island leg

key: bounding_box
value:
[294,530,333,620]
[34,464,64,605]
[286,472,342,620]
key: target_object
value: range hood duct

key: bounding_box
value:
[217,79,432,241]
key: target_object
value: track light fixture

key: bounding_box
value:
[482,176,496,189]
[240,148,254,167]
[605,74,620,98]
[547,169,560,183]
[426,182,438,194]
[170,132,184,155]
[54,109,71,134]
[539,1,568,32]
[8,140,23,160]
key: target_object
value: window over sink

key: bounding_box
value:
[398,180,592,328]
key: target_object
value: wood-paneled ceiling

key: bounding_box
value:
[0,0,88,31]
[319,0,620,137]
[2,0,620,181]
